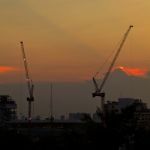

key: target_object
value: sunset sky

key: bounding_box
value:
[1,0,150,117]
[0,0,150,83]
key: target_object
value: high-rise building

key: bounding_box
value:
[0,95,17,122]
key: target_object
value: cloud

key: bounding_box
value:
[0,66,18,73]
[115,66,148,78]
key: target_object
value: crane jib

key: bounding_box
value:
[99,25,133,92]
[92,25,133,96]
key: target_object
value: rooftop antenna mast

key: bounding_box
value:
[20,41,34,122]
[50,83,54,121]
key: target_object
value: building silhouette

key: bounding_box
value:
[0,95,17,122]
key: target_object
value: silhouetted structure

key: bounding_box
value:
[0,95,17,122]
[105,98,147,114]
[68,113,91,121]
[20,41,34,121]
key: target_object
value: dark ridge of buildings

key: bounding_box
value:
[0,96,150,149]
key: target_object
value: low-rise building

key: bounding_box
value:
[104,98,147,114]
[104,97,150,128]
[105,101,120,114]
[68,112,91,121]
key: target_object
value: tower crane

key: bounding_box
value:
[92,25,133,117]
[20,41,34,121]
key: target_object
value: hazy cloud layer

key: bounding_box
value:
[0,68,150,119]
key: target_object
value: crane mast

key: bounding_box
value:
[92,25,133,116]
[20,41,34,121]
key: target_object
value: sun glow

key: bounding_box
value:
[0,66,18,73]
[116,66,148,77]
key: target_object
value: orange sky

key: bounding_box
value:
[0,0,150,82]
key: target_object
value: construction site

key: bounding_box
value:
[0,25,149,149]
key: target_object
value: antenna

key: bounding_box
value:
[50,83,54,121]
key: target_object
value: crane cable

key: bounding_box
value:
[93,37,123,78]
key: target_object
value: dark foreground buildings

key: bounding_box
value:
[1,96,150,149]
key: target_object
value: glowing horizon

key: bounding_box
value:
[0,66,19,73]
[116,66,148,78]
